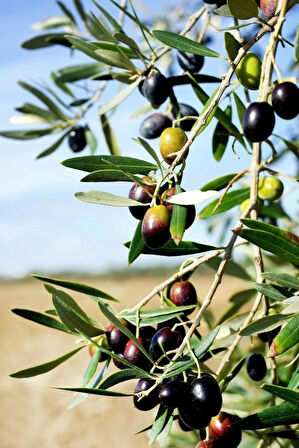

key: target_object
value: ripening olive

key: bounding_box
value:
[209,412,242,448]
[240,198,264,214]
[106,318,134,353]
[169,281,197,315]
[258,176,284,201]
[123,338,151,370]
[243,102,275,142]
[142,205,171,249]
[128,177,156,220]
[160,127,188,164]
[139,71,170,106]
[236,52,262,90]
[246,353,267,381]
[271,82,299,120]
[140,113,172,139]
[133,378,160,411]
[161,187,196,229]
[88,334,110,362]
[195,442,215,448]
[170,103,199,131]
[260,0,278,20]
[68,126,87,152]
[177,51,204,73]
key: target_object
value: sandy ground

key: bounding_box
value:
[0,273,247,448]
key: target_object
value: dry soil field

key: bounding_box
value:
[0,272,247,448]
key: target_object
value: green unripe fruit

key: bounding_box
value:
[159,127,188,165]
[236,52,262,90]
[240,198,264,214]
[258,176,284,201]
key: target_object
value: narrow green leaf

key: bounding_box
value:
[262,384,299,407]
[81,169,137,182]
[16,102,57,122]
[12,308,69,333]
[57,1,77,25]
[199,188,250,218]
[32,14,72,30]
[120,305,195,327]
[241,402,299,429]
[73,0,86,21]
[132,137,161,169]
[295,26,299,62]
[10,346,83,378]
[268,315,299,357]
[267,430,299,440]
[62,155,158,174]
[0,128,57,140]
[150,405,172,444]
[201,173,238,192]
[157,414,174,446]
[66,36,109,62]
[92,0,122,32]
[100,113,121,155]
[98,78,140,116]
[214,4,234,17]
[152,30,222,59]
[128,221,146,265]
[218,357,245,390]
[85,126,97,154]
[97,300,154,364]
[22,33,72,50]
[56,63,106,83]
[54,386,132,397]
[254,282,292,302]
[36,129,70,159]
[114,32,143,59]
[212,105,232,161]
[94,48,136,70]
[124,240,217,257]
[108,0,150,34]
[240,314,293,336]
[225,32,242,60]
[233,92,246,125]
[75,190,145,207]
[100,368,152,390]
[228,0,259,20]
[32,274,118,302]
[170,184,187,245]
[288,368,299,391]
[262,272,299,290]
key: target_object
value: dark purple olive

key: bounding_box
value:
[161,187,196,230]
[170,103,199,131]
[177,51,204,73]
[157,317,186,338]
[113,353,128,370]
[178,416,193,431]
[272,82,299,120]
[179,399,212,430]
[106,319,134,353]
[68,126,86,152]
[128,177,156,220]
[191,374,222,416]
[243,102,275,142]
[133,378,160,411]
[139,71,170,106]
[246,353,267,381]
[140,113,172,139]
[149,327,182,364]
[142,205,171,249]
[159,379,189,408]
[123,338,151,370]
[169,281,197,315]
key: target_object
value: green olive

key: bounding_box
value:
[240,198,264,214]
[159,127,188,165]
[258,176,284,201]
[236,52,262,91]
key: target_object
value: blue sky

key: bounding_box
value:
[0,0,298,278]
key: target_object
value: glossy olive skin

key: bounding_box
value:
[236,52,261,90]
[179,400,212,430]
[271,82,299,120]
[191,374,222,417]
[140,113,172,139]
[169,281,197,315]
[170,103,199,131]
[106,319,134,353]
[177,51,204,73]
[68,126,86,152]
[133,378,160,411]
[142,205,171,249]
[209,412,242,448]
[260,0,278,20]
[258,176,284,201]
[161,187,196,230]
[160,127,188,164]
[88,334,110,362]
[157,317,186,338]
[128,178,156,220]
[243,102,275,142]
[123,338,151,370]
[139,71,170,106]
[149,327,182,364]
[159,380,189,408]
[246,353,267,381]
[113,353,127,370]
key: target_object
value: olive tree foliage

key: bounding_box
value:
[4,0,299,447]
